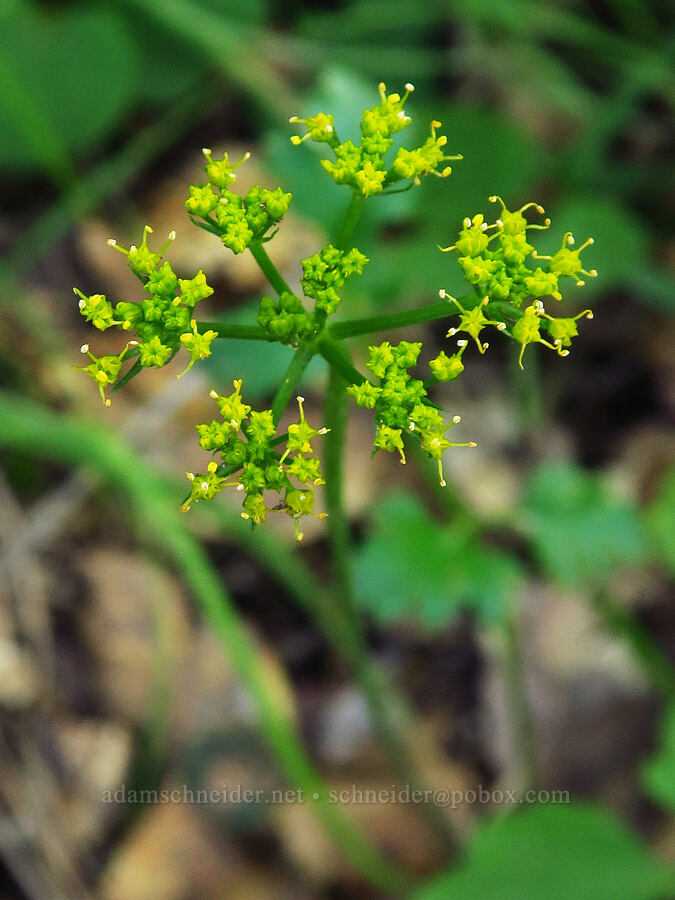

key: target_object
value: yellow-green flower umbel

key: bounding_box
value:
[347,339,476,484]
[290,82,462,197]
[72,84,599,539]
[185,387,328,541]
[438,196,597,367]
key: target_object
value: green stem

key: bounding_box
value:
[317,336,370,386]
[249,240,292,296]
[327,296,532,343]
[334,193,365,251]
[505,339,542,792]
[0,391,410,896]
[320,342,460,856]
[271,343,315,425]
[377,180,416,197]
[199,321,276,341]
[329,299,460,340]
[316,191,463,853]
[323,363,353,611]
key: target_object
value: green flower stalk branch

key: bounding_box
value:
[327,299,465,340]
[248,239,292,296]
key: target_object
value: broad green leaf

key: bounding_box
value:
[523,463,646,588]
[0,4,139,172]
[354,491,520,628]
[642,703,675,813]
[416,802,674,900]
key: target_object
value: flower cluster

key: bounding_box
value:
[73,82,600,539]
[348,341,475,486]
[301,243,369,316]
[73,226,217,404]
[185,149,292,254]
[290,82,461,197]
[439,197,596,367]
[256,244,369,344]
[184,383,328,541]
[257,291,316,346]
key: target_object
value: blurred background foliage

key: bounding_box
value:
[0,0,673,897]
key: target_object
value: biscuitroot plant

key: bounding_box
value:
[74,80,596,543]
[73,80,597,875]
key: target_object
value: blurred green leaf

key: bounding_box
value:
[537,197,649,298]
[644,468,675,575]
[523,463,646,588]
[416,802,675,900]
[122,0,268,104]
[132,40,207,104]
[628,268,675,314]
[419,104,543,227]
[354,491,521,628]
[297,0,448,42]
[193,0,268,24]
[452,0,663,67]
[0,3,139,174]
[122,0,297,118]
[2,85,213,287]
[303,66,382,142]
[317,44,442,85]
[641,702,675,813]
[295,0,445,86]
[265,131,345,235]
[451,37,596,121]
[354,235,466,314]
